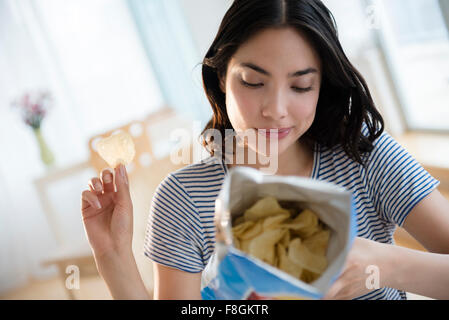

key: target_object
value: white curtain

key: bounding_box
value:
[126,0,212,126]
[0,0,62,293]
[0,0,164,294]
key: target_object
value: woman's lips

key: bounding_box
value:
[256,127,292,139]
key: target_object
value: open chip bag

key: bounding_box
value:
[201,166,357,300]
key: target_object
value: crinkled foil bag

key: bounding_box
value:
[201,166,356,300]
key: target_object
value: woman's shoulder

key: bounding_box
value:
[168,155,226,180]
[150,155,226,226]
[364,129,406,167]
[155,155,227,195]
[315,127,401,176]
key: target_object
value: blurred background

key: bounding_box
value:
[0,0,448,300]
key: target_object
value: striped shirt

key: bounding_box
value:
[143,129,440,300]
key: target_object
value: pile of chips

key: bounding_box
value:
[232,196,330,283]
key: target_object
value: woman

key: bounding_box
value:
[81,0,449,300]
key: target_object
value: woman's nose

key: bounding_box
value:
[261,90,288,120]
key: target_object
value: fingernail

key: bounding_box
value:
[121,165,128,185]
[94,182,102,191]
[104,172,112,183]
[94,199,102,209]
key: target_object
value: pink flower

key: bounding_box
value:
[11,90,53,129]
[22,94,30,107]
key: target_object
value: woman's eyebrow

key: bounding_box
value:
[239,62,318,77]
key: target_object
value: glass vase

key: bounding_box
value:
[33,127,55,167]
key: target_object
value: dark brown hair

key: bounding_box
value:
[201,0,384,167]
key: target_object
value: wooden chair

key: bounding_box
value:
[87,106,193,296]
[34,162,98,299]
[36,107,194,299]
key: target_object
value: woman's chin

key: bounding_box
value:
[247,144,285,159]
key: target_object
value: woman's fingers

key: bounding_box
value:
[82,190,102,210]
[101,169,115,193]
[83,165,130,212]
[89,177,103,194]
[114,164,131,205]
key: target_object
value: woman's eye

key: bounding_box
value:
[240,79,312,93]
[292,86,313,93]
[240,79,263,88]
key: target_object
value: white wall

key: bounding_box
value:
[180,0,373,61]
[179,0,233,60]
[0,0,164,293]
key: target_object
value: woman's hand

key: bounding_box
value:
[81,164,151,300]
[322,237,393,300]
[81,164,133,260]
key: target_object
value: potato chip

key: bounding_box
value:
[233,215,245,226]
[300,269,321,283]
[243,196,290,221]
[276,243,303,279]
[262,212,290,231]
[240,238,252,252]
[275,243,286,268]
[303,229,330,256]
[232,221,255,238]
[96,131,136,168]
[280,230,291,247]
[287,208,297,216]
[283,209,319,238]
[288,238,327,274]
[233,235,241,250]
[248,229,287,265]
[273,252,279,268]
[238,220,263,240]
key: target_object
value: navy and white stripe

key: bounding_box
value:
[144,129,440,300]
[144,156,226,273]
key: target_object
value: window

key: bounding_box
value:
[372,0,449,131]
[35,0,164,139]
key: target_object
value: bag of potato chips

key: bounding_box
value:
[201,166,357,300]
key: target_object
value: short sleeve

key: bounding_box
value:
[143,173,205,273]
[367,131,440,227]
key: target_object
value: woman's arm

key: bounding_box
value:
[153,262,202,300]
[324,189,449,299]
[81,165,151,299]
[385,188,449,299]
[384,244,449,299]
[402,189,449,253]
[96,250,151,300]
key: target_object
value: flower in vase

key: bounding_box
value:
[11,90,55,167]
[11,90,53,129]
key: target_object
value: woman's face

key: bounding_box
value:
[221,27,322,157]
